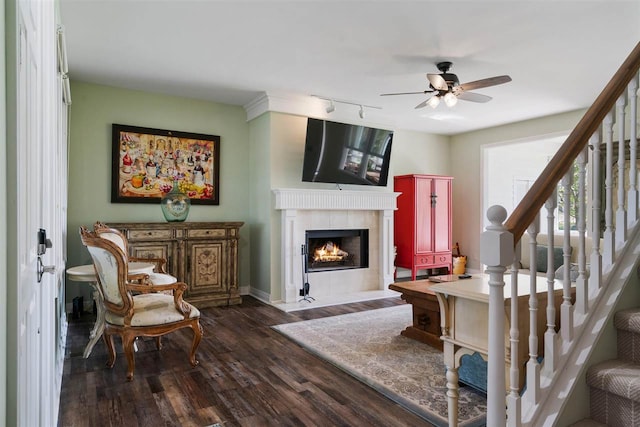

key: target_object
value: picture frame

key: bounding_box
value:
[111,124,220,205]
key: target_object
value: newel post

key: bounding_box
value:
[480,205,514,427]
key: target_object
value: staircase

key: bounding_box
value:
[477,42,640,427]
[584,308,640,426]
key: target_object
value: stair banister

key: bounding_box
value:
[480,205,513,427]
[629,78,639,224]
[483,41,640,426]
[505,42,640,243]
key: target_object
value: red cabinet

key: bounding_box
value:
[394,174,453,280]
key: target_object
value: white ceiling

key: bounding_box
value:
[59,1,640,135]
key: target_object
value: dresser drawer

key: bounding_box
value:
[187,228,226,239]
[434,253,452,265]
[414,252,451,267]
[128,228,173,240]
[414,254,434,266]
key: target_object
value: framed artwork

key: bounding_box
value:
[111,124,220,205]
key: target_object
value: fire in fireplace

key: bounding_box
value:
[305,229,369,272]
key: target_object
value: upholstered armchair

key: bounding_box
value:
[80,226,203,381]
[93,221,176,286]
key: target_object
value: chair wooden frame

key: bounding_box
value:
[80,226,203,381]
[93,221,170,273]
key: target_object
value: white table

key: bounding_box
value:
[429,273,568,427]
[66,262,155,358]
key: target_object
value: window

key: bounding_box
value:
[483,134,571,234]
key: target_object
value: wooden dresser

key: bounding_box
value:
[388,279,443,350]
[108,221,243,308]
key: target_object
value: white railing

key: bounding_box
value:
[480,48,640,426]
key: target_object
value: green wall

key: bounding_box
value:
[66,81,593,305]
[66,85,456,305]
[247,113,272,298]
[66,81,251,303]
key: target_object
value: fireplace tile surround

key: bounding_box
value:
[273,188,399,311]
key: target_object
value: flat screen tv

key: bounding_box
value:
[302,118,394,186]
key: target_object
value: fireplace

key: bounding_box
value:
[273,188,399,304]
[306,229,369,272]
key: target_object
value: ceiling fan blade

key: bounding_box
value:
[380,90,434,96]
[414,95,436,109]
[457,75,512,92]
[457,91,492,103]
[427,74,448,91]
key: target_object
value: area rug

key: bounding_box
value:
[273,304,487,427]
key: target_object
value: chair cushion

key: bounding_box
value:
[106,293,200,327]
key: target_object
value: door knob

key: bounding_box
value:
[37,257,56,282]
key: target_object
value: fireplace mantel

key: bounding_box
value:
[273,188,399,304]
[273,188,399,211]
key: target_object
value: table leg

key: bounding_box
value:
[443,341,460,427]
[83,283,105,359]
[446,366,460,427]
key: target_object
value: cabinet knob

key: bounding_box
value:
[418,315,431,327]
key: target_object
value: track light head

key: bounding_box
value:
[359,105,365,119]
[326,100,335,113]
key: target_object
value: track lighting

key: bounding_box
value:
[427,96,440,109]
[326,100,335,113]
[444,92,458,107]
[312,95,381,119]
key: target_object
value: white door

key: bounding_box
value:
[15,0,59,425]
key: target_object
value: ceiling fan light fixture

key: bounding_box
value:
[427,96,440,109]
[326,100,335,113]
[444,92,458,107]
[359,105,365,119]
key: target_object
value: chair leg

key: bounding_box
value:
[103,331,116,368]
[189,320,203,367]
[122,333,137,381]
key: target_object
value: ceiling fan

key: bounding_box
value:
[381,61,512,109]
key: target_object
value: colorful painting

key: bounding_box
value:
[111,124,220,205]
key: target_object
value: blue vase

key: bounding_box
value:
[160,181,190,222]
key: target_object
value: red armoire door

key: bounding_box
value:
[415,176,434,254]
[433,177,452,253]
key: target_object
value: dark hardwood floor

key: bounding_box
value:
[58,295,436,427]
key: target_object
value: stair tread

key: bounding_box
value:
[587,359,640,401]
[614,308,640,333]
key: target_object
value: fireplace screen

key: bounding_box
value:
[305,229,369,272]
